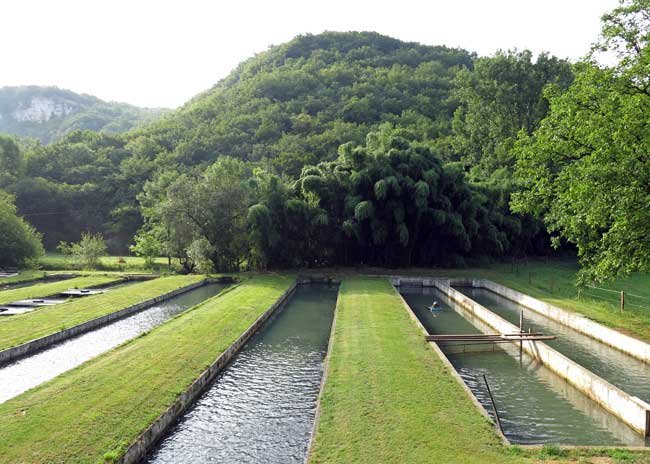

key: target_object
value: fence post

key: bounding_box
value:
[620,291,625,312]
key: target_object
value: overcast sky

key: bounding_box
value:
[2,0,619,108]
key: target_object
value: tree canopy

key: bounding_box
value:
[512,0,650,282]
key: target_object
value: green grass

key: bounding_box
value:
[0,270,49,286]
[40,252,174,272]
[359,259,650,344]
[0,275,205,351]
[0,275,122,306]
[308,276,650,464]
[308,276,518,464]
[0,274,293,463]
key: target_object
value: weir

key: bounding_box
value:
[145,283,338,464]
[400,285,649,446]
[0,282,229,403]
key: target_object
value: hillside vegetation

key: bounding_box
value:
[1,0,647,282]
[0,86,165,143]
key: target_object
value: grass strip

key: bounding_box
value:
[0,275,203,351]
[386,260,650,344]
[0,275,122,305]
[0,274,293,463]
[0,270,49,286]
[308,276,519,464]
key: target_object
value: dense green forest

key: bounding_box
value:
[0,86,166,143]
[0,0,647,281]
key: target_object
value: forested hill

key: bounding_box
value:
[139,32,475,175]
[0,86,166,143]
[0,31,572,264]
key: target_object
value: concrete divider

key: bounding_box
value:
[118,280,298,464]
[435,280,650,437]
[391,283,510,445]
[451,278,650,365]
[0,278,222,365]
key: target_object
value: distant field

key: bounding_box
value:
[40,253,173,272]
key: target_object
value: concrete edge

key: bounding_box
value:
[0,278,218,365]
[436,280,650,437]
[117,279,299,464]
[391,281,510,446]
[305,280,341,461]
[472,278,650,365]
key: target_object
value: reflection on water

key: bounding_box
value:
[147,284,338,464]
[0,283,227,403]
[401,286,648,446]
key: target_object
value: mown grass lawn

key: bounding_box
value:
[0,270,49,286]
[0,275,205,351]
[40,252,173,272]
[0,274,293,463]
[308,276,519,464]
[0,274,122,306]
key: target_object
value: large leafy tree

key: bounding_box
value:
[0,191,44,267]
[139,157,251,272]
[452,50,573,177]
[512,0,650,282]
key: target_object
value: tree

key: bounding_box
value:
[139,157,251,272]
[452,50,573,177]
[58,232,108,269]
[130,230,163,268]
[512,0,650,282]
[0,136,23,187]
[0,191,44,267]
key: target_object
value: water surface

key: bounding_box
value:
[0,283,227,403]
[455,286,650,404]
[401,286,646,446]
[147,284,338,464]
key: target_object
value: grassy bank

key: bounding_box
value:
[0,274,293,463]
[308,276,517,464]
[357,260,650,344]
[0,270,49,286]
[0,274,122,305]
[40,253,172,272]
[469,261,650,344]
[0,275,203,351]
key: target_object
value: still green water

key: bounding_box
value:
[401,286,646,446]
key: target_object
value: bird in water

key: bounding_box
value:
[428,301,441,312]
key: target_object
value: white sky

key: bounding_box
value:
[2,0,619,108]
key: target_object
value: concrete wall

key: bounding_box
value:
[118,281,298,464]
[436,280,650,437]
[391,283,510,445]
[0,279,214,365]
[452,278,650,365]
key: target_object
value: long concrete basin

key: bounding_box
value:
[434,279,650,437]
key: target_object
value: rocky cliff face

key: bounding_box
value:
[12,96,77,122]
[0,86,166,143]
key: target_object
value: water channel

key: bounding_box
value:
[454,286,650,405]
[0,282,227,403]
[401,286,648,446]
[147,283,338,464]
